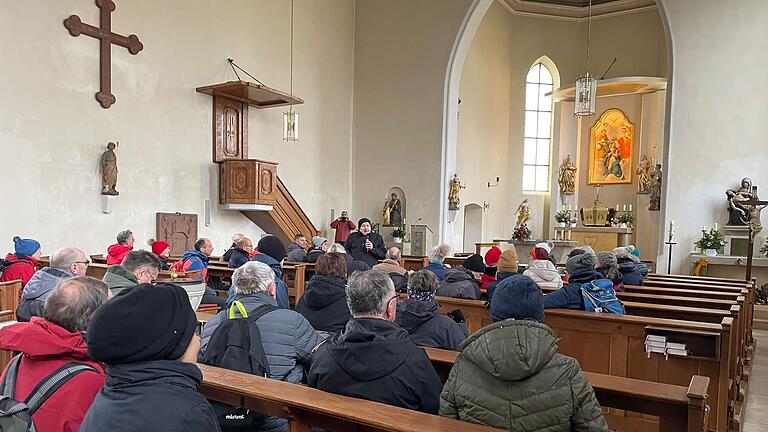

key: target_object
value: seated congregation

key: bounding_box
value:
[0,226,715,432]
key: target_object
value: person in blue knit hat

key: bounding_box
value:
[440,273,608,431]
[1,236,42,287]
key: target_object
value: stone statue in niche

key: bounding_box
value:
[382,200,391,226]
[558,155,577,195]
[516,199,531,228]
[100,141,119,195]
[386,193,403,226]
[636,155,652,194]
[726,177,763,227]
[649,163,663,211]
[448,173,464,211]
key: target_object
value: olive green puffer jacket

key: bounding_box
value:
[439,320,608,431]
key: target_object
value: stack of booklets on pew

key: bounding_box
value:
[644,335,690,359]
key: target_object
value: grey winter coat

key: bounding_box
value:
[16,267,73,322]
[200,291,323,432]
[286,243,307,262]
[437,269,482,300]
[439,320,608,431]
[396,300,468,351]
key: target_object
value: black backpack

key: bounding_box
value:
[201,301,277,431]
[0,355,96,432]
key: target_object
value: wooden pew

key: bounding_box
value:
[198,363,503,432]
[424,347,710,432]
[400,255,429,272]
[0,281,22,321]
[0,310,17,370]
[428,295,732,431]
[649,273,752,287]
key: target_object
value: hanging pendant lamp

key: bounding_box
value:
[574,0,597,117]
[283,0,299,141]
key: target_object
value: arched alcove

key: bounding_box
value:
[385,186,406,226]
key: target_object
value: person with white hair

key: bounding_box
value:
[222,233,246,262]
[200,261,322,432]
[423,244,451,281]
[17,246,90,322]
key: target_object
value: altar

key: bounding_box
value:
[554,226,633,252]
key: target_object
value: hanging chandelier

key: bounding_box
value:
[283,0,299,141]
[574,0,596,117]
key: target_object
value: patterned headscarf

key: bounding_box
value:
[407,286,436,302]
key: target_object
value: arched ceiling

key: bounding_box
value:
[501,0,657,19]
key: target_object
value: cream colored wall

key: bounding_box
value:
[452,1,666,249]
[657,0,768,275]
[352,0,473,241]
[0,0,354,255]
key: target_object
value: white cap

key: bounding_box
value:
[534,242,551,254]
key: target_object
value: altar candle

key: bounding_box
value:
[623,204,627,212]
[616,204,620,211]
[714,223,718,231]
[629,204,632,212]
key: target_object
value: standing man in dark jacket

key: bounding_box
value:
[308,269,443,414]
[80,283,220,432]
[17,246,89,322]
[344,218,386,267]
[396,270,468,350]
[330,210,356,243]
[296,253,352,332]
[544,250,602,310]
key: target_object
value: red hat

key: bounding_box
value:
[151,240,170,256]
[484,246,502,266]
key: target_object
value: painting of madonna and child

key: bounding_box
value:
[588,108,634,185]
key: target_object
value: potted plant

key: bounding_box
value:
[391,225,407,243]
[616,213,635,229]
[570,215,578,228]
[555,210,570,228]
[695,228,726,257]
[512,224,532,245]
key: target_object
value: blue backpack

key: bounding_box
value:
[581,279,625,315]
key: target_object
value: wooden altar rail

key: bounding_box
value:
[424,347,710,432]
[425,294,732,431]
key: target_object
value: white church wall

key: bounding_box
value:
[658,0,768,277]
[0,0,355,255]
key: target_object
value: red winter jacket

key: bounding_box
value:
[0,318,105,432]
[0,254,39,287]
[106,243,133,265]
[330,218,357,243]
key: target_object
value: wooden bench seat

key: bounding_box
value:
[424,347,710,432]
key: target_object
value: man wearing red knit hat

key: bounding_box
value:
[480,246,502,291]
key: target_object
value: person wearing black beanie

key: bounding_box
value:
[344,218,386,267]
[249,235,291,309]
[80,284,220,432]
[257,235,287,262]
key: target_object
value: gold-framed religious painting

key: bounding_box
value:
[588,108,634,184]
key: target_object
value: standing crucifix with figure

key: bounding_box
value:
[742,198,768,282]
[64,0,143,108]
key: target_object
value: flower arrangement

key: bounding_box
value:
[695,228,726,252]
[617,213,635,226]
[555,210,571,224]
[512,224,532,243]
[391,225,407,240]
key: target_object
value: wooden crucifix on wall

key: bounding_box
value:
[63,0,143,108]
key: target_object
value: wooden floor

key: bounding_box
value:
[743,329,768,431]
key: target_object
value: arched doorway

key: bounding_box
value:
[463,203,483,253]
